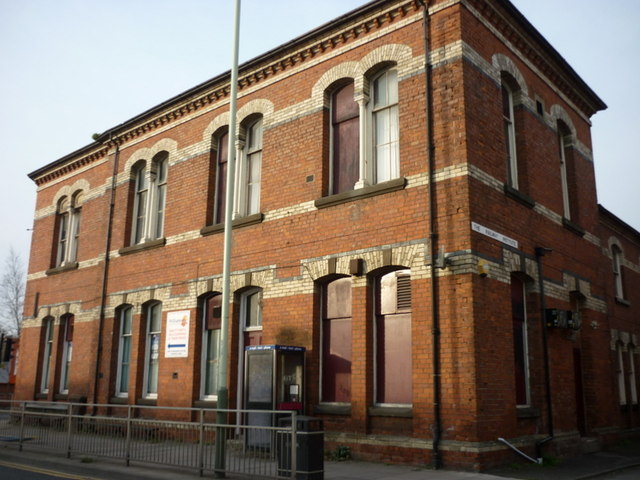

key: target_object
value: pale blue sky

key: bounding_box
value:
[1,0,638,267]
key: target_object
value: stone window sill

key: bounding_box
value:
[367,406,412,418]
[46,262,79,276]
[201,213,264,236]
[136,398,157,407]
[516,406,540,419]
[193,400,218,409]
[504,185,535,209]
[314,404,351,416]
[562,217,586,237]
[119,238,166,256]
[315,177,406,209]
[110,396,128,405]
[615,297,631,307]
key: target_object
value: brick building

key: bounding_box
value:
[17,0,639,470]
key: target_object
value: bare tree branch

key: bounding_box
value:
[0,247,25,336]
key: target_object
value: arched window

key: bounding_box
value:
[130,152,169,245]
[371,67,399,184]
[244,118,263,216]
[321,277,352,403]
[327,66,400,195]
[54,192,82,267]
[501,76,519,189]
[612,245,625,300]
[374,269,411,405]
[213,130,229,224]
[557,121,574,221]
[115,305,133,397]
[331,81,359,194]
[201,293,222,400]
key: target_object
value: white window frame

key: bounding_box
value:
[40,318,54,394]
[558,129,571,220]
[201,295,221,401]
[59,316,73,394]
[234,118,263,218]
[143,302,162,399]
[235,288,263,411]
[131,153,169,245]
[617,343,627,406]
[115,306,133,398]
[328,66,400,193]
[502,81,518,189]
[612,245,625,300]
[629,347,638,405]
[370,67,399,185]
[55,195,82,267]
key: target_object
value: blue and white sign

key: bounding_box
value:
[165,310,190,358]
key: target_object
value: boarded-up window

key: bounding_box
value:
[331,82,359,194]
[322,277,352,403]
[376,270,411,405]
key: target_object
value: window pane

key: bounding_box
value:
[332,82,359,194]
[376,312,411,404]
[322,317,352,402]
[215,132,229,223]
[155,184,166,238]
[248,152,261,215]
[148,333,160,394]
[511,276,529,405]
[246,292,262,328]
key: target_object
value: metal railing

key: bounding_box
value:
[0,400,316,479]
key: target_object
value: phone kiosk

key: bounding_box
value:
[244,345,305,449]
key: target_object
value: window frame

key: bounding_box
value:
[373,268,412,407]
[143,302,162,399]
[511,275,531,407]
[612,245,625,300]
[629,346,638,406]
[40,317,54,394]
[54,194,82,267]
[235,118,263,218]
[501,80,519,190]
[320,276,353,404]
[327,65,400,196]
[59,315,74,395]
[200,293,222,401]
[370,67,399,185]
[115,306,133,398]
[130,152,169,245]
[617,342,627,406]
[557,124,572,220]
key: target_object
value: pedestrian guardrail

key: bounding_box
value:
[0,400,322,479]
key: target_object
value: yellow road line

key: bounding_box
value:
[0,460,103,479]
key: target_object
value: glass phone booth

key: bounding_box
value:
[244,345,305,449]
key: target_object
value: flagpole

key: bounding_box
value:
[215,0,241,476]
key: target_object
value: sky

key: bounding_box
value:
[1,0,639,268]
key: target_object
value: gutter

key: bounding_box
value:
[91,135,120,409]
[418,0,442,469]
[535,246,554,458]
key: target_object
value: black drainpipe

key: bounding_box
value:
[418,0,442,469]
[92,136,120,411]
[535,247,554,458]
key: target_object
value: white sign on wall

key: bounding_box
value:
[471,222,518,248]
[165,310,190,358]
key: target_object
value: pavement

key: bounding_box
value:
[0,439,639,480]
